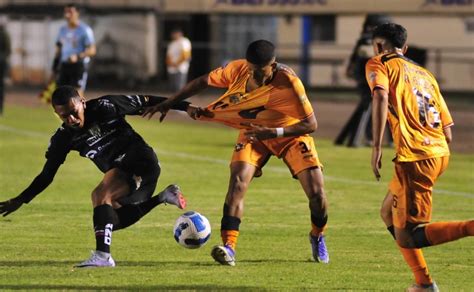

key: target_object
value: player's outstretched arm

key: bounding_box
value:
[242,114,317,141]
[104,95,191,116]
[142,74,210,121]
[0,159,61,217]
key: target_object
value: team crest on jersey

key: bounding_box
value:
[88,125,101,137]
[229,93,245,104]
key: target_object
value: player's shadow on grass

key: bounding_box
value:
[0,260,78,267]
[240,259,316,264]
[0,260,227,268]
[0,259,314,268]
[113,260,215,267]
[0,284,270,291]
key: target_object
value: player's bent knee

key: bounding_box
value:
[91,187,112,206]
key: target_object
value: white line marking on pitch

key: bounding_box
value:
[1,124,473,198]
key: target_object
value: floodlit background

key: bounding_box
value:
[0,0,473,290]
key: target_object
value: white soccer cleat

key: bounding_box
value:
[159,184,187,209]
[407,281,439,292]
[211,245,236,266]
[74,250,115,268]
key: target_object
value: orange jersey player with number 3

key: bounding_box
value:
[366,23,474,292]
[143,40,329,266]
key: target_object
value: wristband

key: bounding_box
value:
[276,127,284,138]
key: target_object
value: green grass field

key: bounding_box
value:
[0,104,473,291]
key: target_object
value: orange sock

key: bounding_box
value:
[221,230,239,250]
[398,246,432,286]
[425,220,474,246]
[311,223,326,237]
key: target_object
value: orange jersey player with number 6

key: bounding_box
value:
[143,40,329,266]
[366,23,474,292]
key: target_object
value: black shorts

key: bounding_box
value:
[57,62,88,90]
[114,143,161,206]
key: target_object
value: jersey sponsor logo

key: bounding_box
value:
[85,150,98,159]
[238,106,266,119]
[212,100,229,110]
[86,125,118,147]
[114,153,126,163]
[104,223,113,245]
[234,142,247,152]
[229,93,246,104]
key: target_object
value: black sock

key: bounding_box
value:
[221,215,241,231]
[221,204,241,230]
[114,195,164,231]
[387,225,396,240]
[311,212,328,228]
[93,204,118,253]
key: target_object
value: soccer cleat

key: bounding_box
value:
[211,245,236,266]
[74,250,115,268]
[309,233,329,263]
[407,281,439,292]
[159,184,186,209]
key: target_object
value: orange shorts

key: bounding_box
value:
[389,156,449,229]
[231,130,322,177]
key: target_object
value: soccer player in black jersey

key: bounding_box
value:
[0,86,189,267]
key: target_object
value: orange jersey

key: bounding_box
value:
[200,59,314,129]
[366,53,453,162]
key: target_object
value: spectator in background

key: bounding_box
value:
[0,20,11,115]
[166,28,192,92]
[335,14,391,147]
[51,3,95,97]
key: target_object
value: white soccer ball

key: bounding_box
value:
[173,211,211,249]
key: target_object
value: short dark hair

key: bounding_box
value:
[171,27,183,34]
[52,86,81,106]
[372,23,407,48]
[246,40,275,66]
[66,3,78,9]
[363,14,392,32]
[65,3,81,13]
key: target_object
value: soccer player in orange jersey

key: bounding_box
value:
[143,40,329,266]
[366,23,474,291]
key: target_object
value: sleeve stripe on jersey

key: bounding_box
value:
[125,95,142,108]
[443,122,454,129]
[373,85,387,91]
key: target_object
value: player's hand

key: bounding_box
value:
[371,146,383,181]
[0,198,24,217]
[242,122,275,141]
[68,54,78,63]
[142,100,173,122]
[187,105,214,120]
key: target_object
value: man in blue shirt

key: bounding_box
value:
[52,4,95,96]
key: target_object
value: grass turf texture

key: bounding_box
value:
[0,105,473,291]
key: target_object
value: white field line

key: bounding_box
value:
[1,124,473,198]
